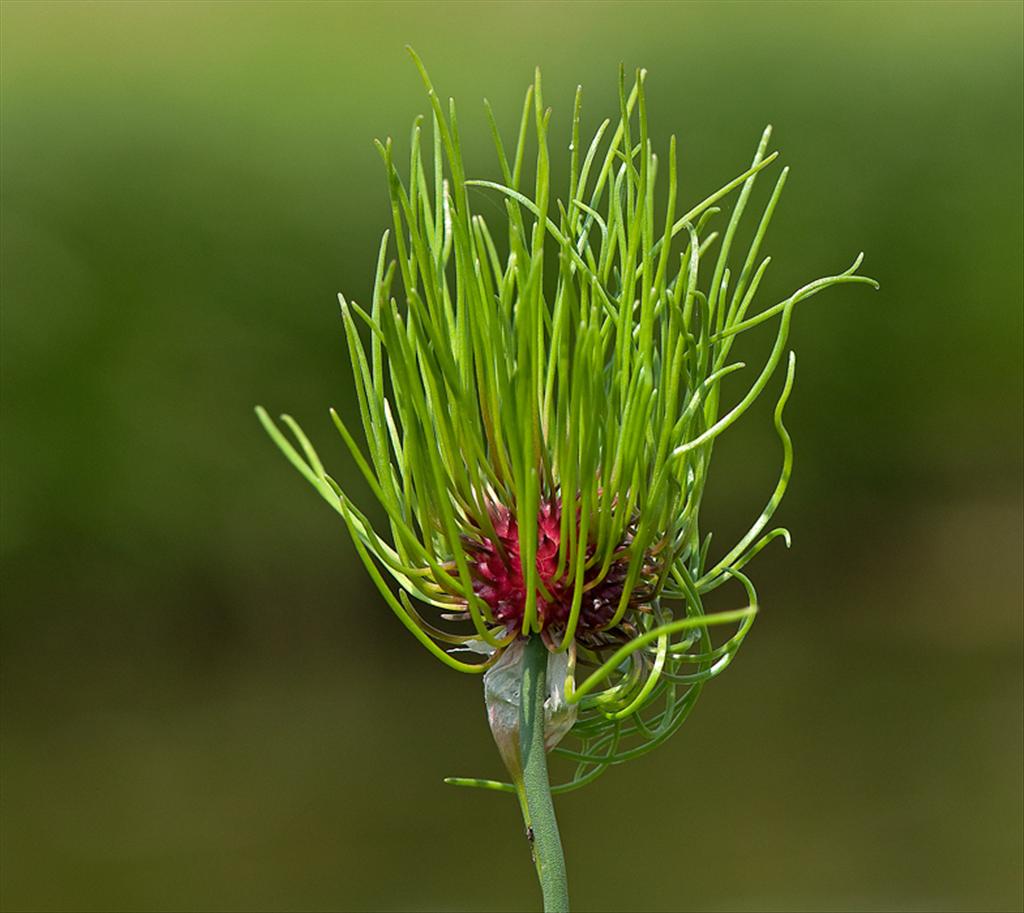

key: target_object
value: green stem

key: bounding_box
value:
[519,635,570,913]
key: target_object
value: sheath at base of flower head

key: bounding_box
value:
[258,53,877,794]
[483,638,577,788]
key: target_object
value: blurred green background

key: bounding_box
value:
[2,1,1022,911]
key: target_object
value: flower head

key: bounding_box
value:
[258,53,876,793]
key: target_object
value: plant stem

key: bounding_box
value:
[519,635,570,913]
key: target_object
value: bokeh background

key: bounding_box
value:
[3,2,1022,911]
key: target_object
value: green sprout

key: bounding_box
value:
[258,51,876,913]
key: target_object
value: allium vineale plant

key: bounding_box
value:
[258,52,876,912]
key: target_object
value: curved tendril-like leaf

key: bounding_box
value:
[703,527,792,593]
[713,252,879,343]
[699,350,796,587]
[443,776,517,794]
[341,503,498,675]
[564,606,757,704]
[604,623,670,720]
[673,257,872,462]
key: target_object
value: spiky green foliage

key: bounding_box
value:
[258,53,876,793]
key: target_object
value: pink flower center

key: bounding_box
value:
[467,499,642,634]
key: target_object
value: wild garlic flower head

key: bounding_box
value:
[259,55,876,793]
